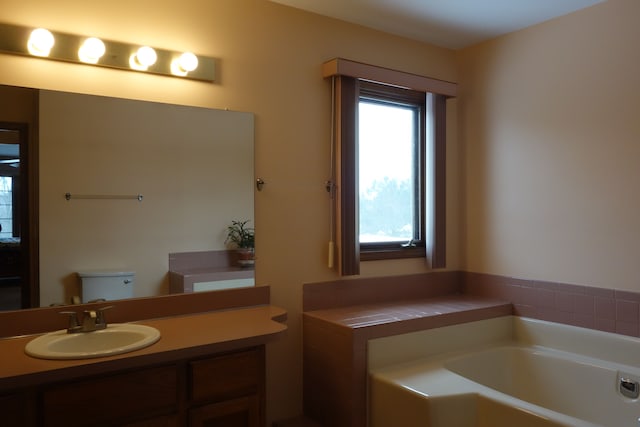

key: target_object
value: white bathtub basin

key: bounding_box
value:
[445,346,639,426]
[369,316,640,427]
[25,323,160,360]
[372,383,569,427]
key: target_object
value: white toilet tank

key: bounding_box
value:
[77,270,135,303]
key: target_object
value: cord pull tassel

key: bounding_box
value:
[328,241,335,269]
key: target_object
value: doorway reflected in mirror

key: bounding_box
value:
[0,127,31,310]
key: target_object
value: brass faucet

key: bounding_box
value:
[60,306,113,333]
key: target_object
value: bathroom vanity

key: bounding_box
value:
[1,346,265,426]
[0,286,286,426]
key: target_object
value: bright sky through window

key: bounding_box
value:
[358,100,416,243]
[0,177,12,238]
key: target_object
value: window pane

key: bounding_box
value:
[358,100,416,243]
[0,177,12,238]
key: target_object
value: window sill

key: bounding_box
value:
[360,247,426,261]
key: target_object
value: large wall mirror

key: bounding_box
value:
[0,84,254,309]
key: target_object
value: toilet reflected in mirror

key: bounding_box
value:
[77,271,135,303]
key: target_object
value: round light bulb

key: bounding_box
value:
[78,37,106,64]
[136,46,157,67]
[178,52,198,72]
[27,28,55,57]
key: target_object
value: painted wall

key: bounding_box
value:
[459,0,640,291]
[0,0,459,422]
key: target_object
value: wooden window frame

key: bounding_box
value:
[357,81,426,259]
[324,58,455,276]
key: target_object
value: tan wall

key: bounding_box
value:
[0,86,37,123]
[459,0,640,291]
[0,0,459,422]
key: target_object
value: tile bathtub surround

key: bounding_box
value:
[463,272,640,337]
[303,298,512,427]
[304,271,640,338]
[302,272,511,427]
[168,249,254,294]
[303,270,464,312]
[168,249,236,271]
[302,270,640,426]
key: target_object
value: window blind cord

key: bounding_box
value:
[327,76,336,269]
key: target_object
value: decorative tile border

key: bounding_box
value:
[464,272,640,337]
[303,270,640,338]
[303,271,463,312]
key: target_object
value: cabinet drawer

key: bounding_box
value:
[122,414,180,427]
[42,365,178,427]
[190,348,263,402]
[189,395,259,427]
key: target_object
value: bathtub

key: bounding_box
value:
[368,316,640,427]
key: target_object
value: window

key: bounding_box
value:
[0,176,13,238]
[0,130,22,240]
[324,59,456,275]
[358,81,426,256]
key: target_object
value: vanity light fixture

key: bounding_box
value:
[171,51,199,76]
[78,37,106,64]
[27,28,54,57]
[130,45,157,70]
[0,22,215,82]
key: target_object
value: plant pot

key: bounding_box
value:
[236,247,255,267]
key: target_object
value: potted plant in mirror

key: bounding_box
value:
[225,220,255,267]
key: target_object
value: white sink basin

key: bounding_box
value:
[25,323,160,360]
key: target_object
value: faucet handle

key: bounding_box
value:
[59,311,79,331]
[95,305,114,327]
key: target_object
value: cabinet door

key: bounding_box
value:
[190,347,263,403]
[0,392,34,426]
[42,365,178,427]
[189,395,260,427]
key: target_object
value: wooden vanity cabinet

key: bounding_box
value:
[6,346,265,427]
[0,391,35,426]
[41,364,179,427]
[189,347,264,426]
[189,395,260,426]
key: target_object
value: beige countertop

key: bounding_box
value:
[0,304,287,391]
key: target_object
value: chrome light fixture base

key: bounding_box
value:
[0,22,215,82]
